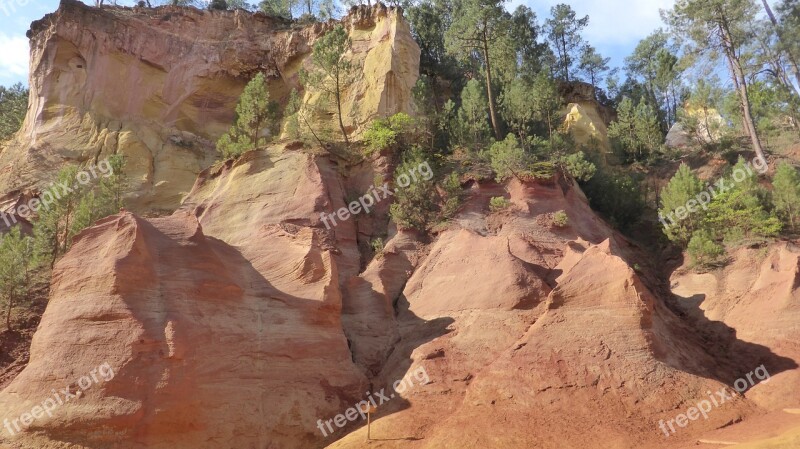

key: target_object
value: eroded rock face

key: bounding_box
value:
[0,0,418,213]
[0,209,368,448]
[671,243,800,411]
[2,140,797,448]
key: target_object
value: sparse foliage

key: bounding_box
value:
[217,73,273,159]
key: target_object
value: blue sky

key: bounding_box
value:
[0,0,675,87]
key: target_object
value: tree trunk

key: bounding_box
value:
[561,35,569,82]
[335,75,350,146]
[481,28,502,139]
[718,14,767,163]
[5,292,13,331]
[761,0,800,92]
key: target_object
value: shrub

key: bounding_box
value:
[687,230,725,267]
[580,168,644,231]
[701,158,781,243]
[217,73,273,159]
[659,163,706,244]
[553,210,569,227]
[489,134,529,182]
[389,147,437,231]
[362,113,417,156]
[439,172,463,220]
[370,237,385,257]
[363,119,397,155]
[489,196,511,212]
[772,162,800,232]
[209,0,227,9]
[559,151,596,182]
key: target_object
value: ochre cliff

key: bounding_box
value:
[0,0,418,212]
[3,143,795,447]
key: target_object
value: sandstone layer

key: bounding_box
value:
[0,0,418,213]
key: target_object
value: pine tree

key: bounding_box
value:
[302,25,357,146]
[489,134,530,182]
[665,0,768,162]
[544,4,589,82]
[530,72,563,139]
[0,83,28,142]
[500,78,536,147]
[772,162,800,231]
[444,0,514,139]
[217,73,273,159]
[578,45,610,88]
[659,163,706,244]
[701,157,781,243]
[458,79,490,149]
[608,97,663,161]
[0,227,35,331]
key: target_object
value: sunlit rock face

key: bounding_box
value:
[0,0,418,213]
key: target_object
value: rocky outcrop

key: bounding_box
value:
[559,82,615,163]
[671,243,800,410]
[0,0,418,213]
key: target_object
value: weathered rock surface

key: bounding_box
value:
[0,0,418,213]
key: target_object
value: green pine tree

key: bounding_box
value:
[217,72,273,159]
[458,79,490,149]
[0,227,36,331]
[772,162,800,231]
[301,25,357,146]
[659,163,706,244]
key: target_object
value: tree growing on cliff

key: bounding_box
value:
[32,159,127,269]
[658,163,706,244]
[578,45,610,89]
[217,73,273,159]
[301,25,357,146]
[0,227,35,331]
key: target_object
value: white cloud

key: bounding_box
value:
[0,33,29,81]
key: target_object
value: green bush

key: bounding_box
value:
[580,168,644,231]
[439,172,463,220]
[389,147,437,231]
[701,158,781,243]
[370,237,385,257]
[659,163,706,244]
[217,73,274,159]
[772,162,800,232]
[687,230,725,267]
[489,196,511,212]
[362,113,417,156]
[553,210,569,227]
[363,119,397,155]
[559,151,596,182]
